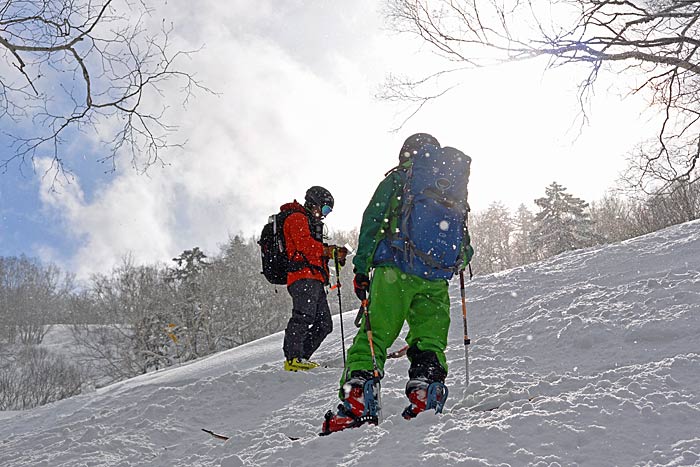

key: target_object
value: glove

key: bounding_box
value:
[323,245,348,267]
[353,273,370,300]
[336,246,348,266]
[322,244,337,258]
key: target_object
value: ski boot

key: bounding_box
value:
[320,373,380,435]
[402,378,449,419]
[284,358,320,372]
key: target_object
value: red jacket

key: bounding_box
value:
[281,201,328,285]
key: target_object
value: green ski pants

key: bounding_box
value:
[341,264,451,391]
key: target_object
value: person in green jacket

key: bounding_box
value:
[321,133,474,435]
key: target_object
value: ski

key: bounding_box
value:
[202,428,229,441]
[387,345,409,359]
[463,395,539,413]
[202,428,301,442]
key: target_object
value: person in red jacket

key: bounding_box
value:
[281,186,347,371]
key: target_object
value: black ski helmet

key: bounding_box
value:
[399,133,440,163]
[305,185,334,209]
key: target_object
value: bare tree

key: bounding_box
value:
[0,0,209,179]
[589,193,635,244]
[0,346,84,410]
[511,204,537,266]
[0,255,73,345]
[71,257,174,382]
[630,179,700,233]
[470,201,514,274]
[201,236,290,350]
[386,0,700,191]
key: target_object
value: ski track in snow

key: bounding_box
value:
[2,220,700,466]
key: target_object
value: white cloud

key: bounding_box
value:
[35,0,397,277]
[37,158,177,277]
[33,0,660,277]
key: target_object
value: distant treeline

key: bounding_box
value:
[469,181,700,275]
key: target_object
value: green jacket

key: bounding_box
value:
[352,165,474,276]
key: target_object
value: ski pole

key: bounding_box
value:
[360,298,380,379]
[353,269,369,328]
[459,269,471,389]
[353,307,363,328]
[360,297,382,421]
[333,250,347,369]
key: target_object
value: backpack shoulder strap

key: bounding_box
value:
[382,168,408,242]
[384,161,411,178]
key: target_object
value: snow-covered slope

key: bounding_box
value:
[2,221,699,467]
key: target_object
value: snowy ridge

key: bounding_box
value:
[1,221,699,466]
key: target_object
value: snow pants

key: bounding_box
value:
[341,265,450,392]
[284,279,333,361]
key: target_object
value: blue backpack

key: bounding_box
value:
[390,144,471,280]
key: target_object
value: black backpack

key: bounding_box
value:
[258,210,296,285]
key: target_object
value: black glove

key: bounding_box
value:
[336,246,348,266]
[323,245,348,267]
[353,273,370,300]
[322,244,336,258]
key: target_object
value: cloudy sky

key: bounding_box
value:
[0,0,658,279]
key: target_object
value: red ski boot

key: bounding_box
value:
[402,378,449,419]
[321,376,380,435]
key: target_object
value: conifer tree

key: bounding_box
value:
[532,182,596,257]
[166,247,210,360]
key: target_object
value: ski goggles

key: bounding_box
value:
[321,205,333,217]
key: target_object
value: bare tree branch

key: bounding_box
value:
[0,0,213,182]
[385,0,700,192]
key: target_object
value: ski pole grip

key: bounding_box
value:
[353,309,363,328]
[360,299,371,332]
